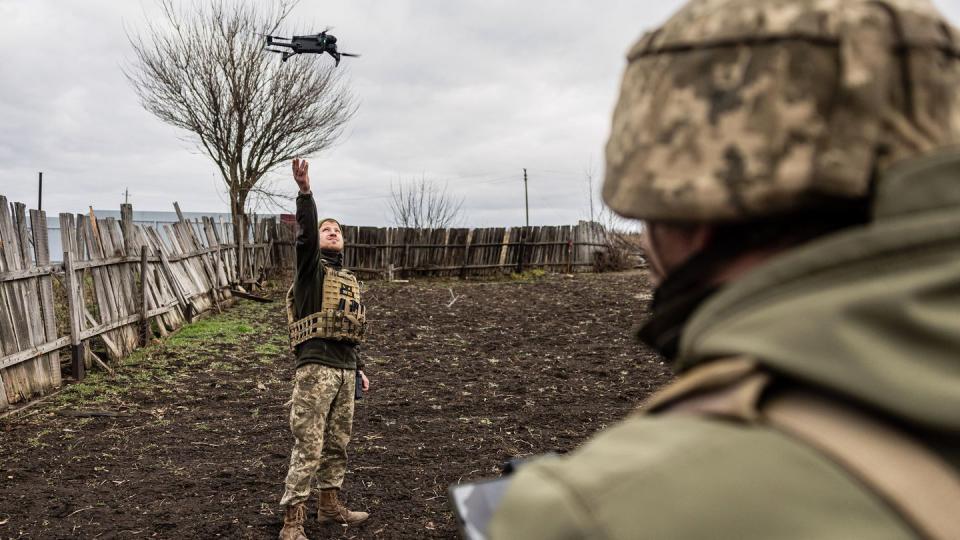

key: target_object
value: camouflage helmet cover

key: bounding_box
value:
[603,0,960,222]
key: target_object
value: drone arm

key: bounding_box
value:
[327,49,341,66]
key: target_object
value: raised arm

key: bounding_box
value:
[294,158,319,277]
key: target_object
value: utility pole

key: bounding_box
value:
[38,172,43,211]
[124,188,130,204]
[518,168,531,274]
[523,168,529,227]
[586,158,595,223]
[587,170,594,223]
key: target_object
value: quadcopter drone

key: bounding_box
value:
[264,28,360,65]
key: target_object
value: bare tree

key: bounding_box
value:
[591,202,643,272]
[388,176,464,229]
[125,0,355,275]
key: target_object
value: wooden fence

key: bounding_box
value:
[0,195,293,410]
[0,192,610,411]
[336,221,607,279]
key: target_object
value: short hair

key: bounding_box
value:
[318,218,342,231]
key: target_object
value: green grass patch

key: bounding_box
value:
[510,268,548,281]
[55,372,107,404]
[44,283,283,409]
[208,360,240,372]
[167,317,255,348]
[254,342,286,356]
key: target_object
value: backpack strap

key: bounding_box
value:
[764,392,960,540]
[646,358,960,540]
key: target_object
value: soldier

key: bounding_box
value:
[489,0,960,538]
[279,158,371,540]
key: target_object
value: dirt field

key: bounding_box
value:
[0,270,670,539]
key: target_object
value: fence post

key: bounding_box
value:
[0,369,7,411]
[267,220,277,270]
[63,251,85,381]
[264,237,274,283]
[237,213,245,286]
[121,204,134,252]
[516,231,527,274]
[459,230,473,280]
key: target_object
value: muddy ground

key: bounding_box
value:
[0,270,670,539]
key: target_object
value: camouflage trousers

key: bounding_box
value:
[279,364,355,507]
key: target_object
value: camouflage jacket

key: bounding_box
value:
[489,152,960,539]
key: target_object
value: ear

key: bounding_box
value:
[679,225,712,254]
[643,223,713,284]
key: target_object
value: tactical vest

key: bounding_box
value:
[645,357,960,540]
[287,260,366,347]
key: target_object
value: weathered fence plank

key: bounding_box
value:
[133,225,180,334]
[157,246,193,321]
[14,203,53,396]
[103,218,139,355]
[81,214,124,362]
[30,209,62,388]
[0,200,25,405]
[0,198,45,403]
[0,337,71,371]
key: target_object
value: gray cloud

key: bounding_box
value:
[1,1,959,227]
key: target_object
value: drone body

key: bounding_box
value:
[264,29,360,65]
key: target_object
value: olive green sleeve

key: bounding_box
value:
[489,415,917,540]
[489,467,594,540]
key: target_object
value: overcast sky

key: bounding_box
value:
[2,1,959,227]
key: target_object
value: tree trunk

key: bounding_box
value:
[230,191,249,284]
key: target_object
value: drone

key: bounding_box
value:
[264,28,360,65]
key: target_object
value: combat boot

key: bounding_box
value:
[318,488,369,525]
[279,503,309,540]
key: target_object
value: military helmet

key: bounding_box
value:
[603,0,960,222]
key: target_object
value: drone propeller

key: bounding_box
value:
[340,52,361,57]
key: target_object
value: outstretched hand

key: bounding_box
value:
[293,158,311,193]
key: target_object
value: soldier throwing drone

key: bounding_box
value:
[264,28,360,65]
[278,159,371,540]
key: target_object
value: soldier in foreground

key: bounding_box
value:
[489,0,960,537]
[279,158,371,540]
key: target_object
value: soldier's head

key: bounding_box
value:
[604,0,960,286]
[319,218,344,252]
